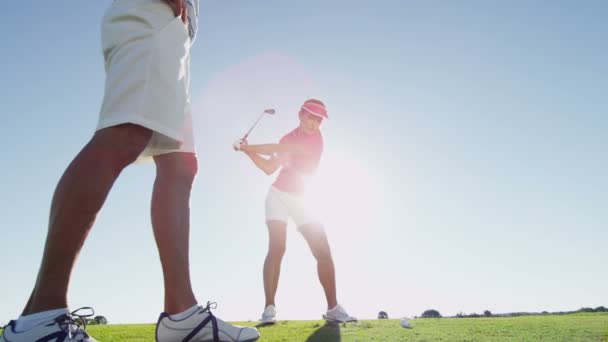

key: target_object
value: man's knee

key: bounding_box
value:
[154,152,198,187]
[91,124,152,165]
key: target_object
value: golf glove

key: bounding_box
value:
[233,139,244,151]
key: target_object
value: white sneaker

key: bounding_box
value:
[326,304,357,322]
[156,302,260,342]
[0,307,97,342]
[260,305,277,324]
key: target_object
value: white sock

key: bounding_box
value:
[15,308,69,333]
[170,304,200,321]
[328,304,340,312]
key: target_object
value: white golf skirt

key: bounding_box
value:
[265,186,318,228]
[98,0,195,161]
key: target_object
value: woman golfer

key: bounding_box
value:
[234,99,356,324]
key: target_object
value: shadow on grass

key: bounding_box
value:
[305,321,341,342]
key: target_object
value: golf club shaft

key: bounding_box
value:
[242,111,267,139]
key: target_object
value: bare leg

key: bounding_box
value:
[263,221,287,307]
[299,223,337,310]
[23,124,152,315]
[152,152,198,314]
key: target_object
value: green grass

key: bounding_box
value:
[3,313,608,341]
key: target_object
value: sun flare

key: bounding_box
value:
[303,149,382,236]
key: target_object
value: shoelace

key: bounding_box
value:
[55,307,95,340]
[198,301,218,314]
[182,302,219,342]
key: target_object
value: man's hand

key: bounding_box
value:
[164,0,188,24]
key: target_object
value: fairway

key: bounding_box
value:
[4,312,604,341]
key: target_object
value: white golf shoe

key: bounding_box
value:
[325,304,357,323]
[156,302,260,342]
[0,307,97,342]
[259,305,277,324]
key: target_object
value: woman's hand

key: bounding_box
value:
[233,138,249,151]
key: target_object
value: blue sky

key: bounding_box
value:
[1,1,606,324]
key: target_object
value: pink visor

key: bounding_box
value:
[301,103,328,119]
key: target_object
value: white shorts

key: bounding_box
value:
[98,0,195,161]
[265,186,318,228]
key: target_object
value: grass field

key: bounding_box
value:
[2,313,607,341]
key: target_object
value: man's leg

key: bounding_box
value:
[299,223,338,310]
[263,221,287,308]
[23,124,152,315]
[151,152,198,314]
[152,152,261,341]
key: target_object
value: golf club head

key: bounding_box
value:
[241,108,275,140]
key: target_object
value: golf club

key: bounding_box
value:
[234,108,275,151]
[242,108,275,140]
